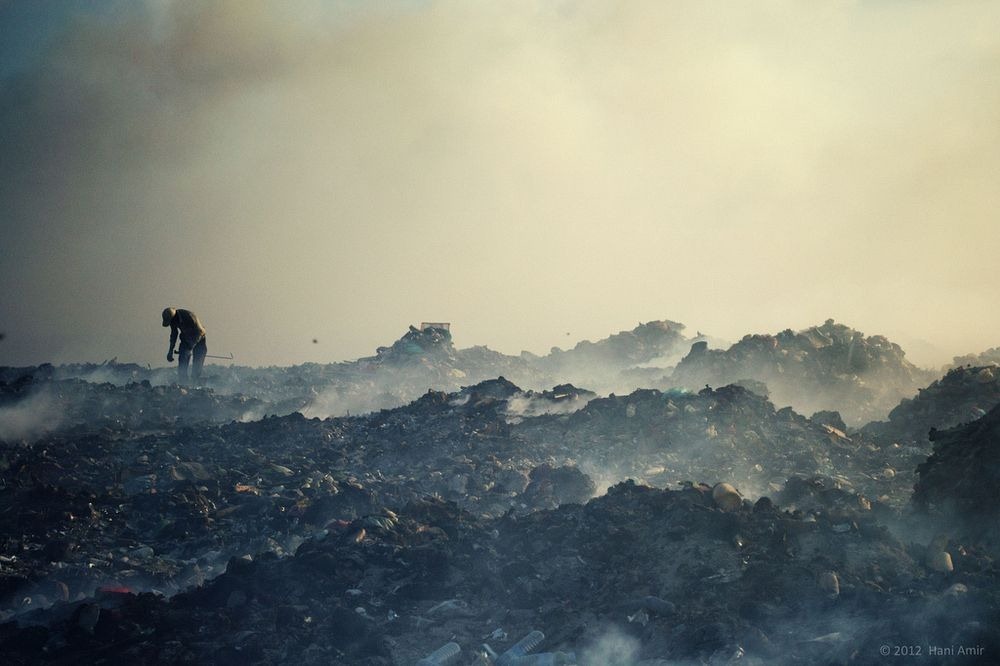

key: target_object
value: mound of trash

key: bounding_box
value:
[863,365,1000,448]
[668,319,934,426]
[519,384,918,509]
[949,348,1000,370]
[362,326,534,384]
[3,322,1000,665]
[4,481,998,665]
[914,403,1000,542]
[0,372,936,637]
[522,320,694,394]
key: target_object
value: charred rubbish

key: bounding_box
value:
[668,319,935,426]
[2,482,998,664]
[3,320,1000,665]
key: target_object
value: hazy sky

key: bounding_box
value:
[1,0,998,369]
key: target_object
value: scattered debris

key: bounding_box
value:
[1,322,999,664]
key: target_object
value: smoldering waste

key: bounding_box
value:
[1,327,999,664]
[667,319,936,427]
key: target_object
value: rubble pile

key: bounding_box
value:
[950,348,1000,370]
[503,384,596,424]
[4,321,1000,665]
[3,482,999,664]
[0,376,593,621]
[517,385,917,508]
[297,321,698,416]
[0,375,937,626]
[863,365,1000,448]
[522,320,694,394]
[361,326,539,389]
[914,403,1000,543]
[0,417,346,619]
[668,319,935,426]
[0,378,906,624]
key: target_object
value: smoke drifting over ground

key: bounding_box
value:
[577,626,641,665]
[2,1,1000,367]
[0,390,62,442]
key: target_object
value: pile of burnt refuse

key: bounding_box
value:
[2,322,999,664]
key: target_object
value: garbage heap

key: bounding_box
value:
[4,346,1000,666]
[0,376,921,626]
[517,384,919,509]
[347,320,696,412]
[522,320,694,394]
[949,348,1000,369]
[3,481,998,665]
[668,319,935,426]
[363,326,531,381]
[863,365,1000,448]
[914,402,1000,548]
[0,375,599,621]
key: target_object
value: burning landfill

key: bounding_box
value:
[1,320,999,665]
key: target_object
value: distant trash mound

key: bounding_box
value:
[949,347,1000,369]
[668,318,935,426]
[863,365,1000,447]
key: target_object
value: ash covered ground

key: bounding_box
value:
[1,321,999,665]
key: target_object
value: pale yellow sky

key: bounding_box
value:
[1,1,998,369]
